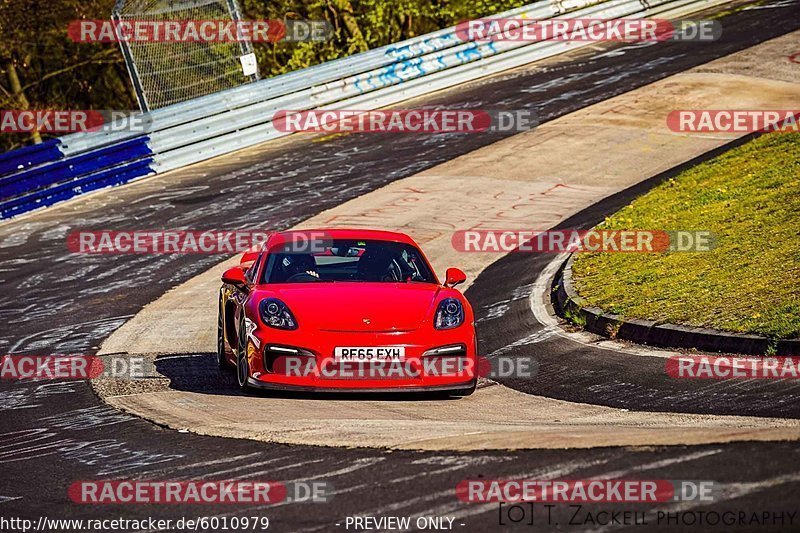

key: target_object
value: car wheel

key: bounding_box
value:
[236,318,252,393]
[217,297,233,370]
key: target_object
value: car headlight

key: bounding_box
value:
[434,298,464,330]
[260,298,298,330]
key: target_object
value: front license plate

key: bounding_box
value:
[334,346,405,362]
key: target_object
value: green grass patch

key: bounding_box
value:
[571,133,800,339]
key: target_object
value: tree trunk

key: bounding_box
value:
[330,0,368,52]
[5,60,41,145]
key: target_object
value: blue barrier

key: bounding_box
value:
[0,137,152,202]
[0,139,64,178]
[0,158,155,220]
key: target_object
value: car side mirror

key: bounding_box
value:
[444,267,467,288]
[222,266,248,289]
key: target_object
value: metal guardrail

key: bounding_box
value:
[0,0,732,220]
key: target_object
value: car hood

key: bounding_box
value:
[265,282,443,332]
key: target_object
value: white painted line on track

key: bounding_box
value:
[182,456,297,480]
[138,452,264,478]
[530,253,682,360]
[592,448,723,479]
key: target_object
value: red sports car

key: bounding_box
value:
[217,229,477,395]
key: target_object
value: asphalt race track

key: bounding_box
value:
[2,1,800,531]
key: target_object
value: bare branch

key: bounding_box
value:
[20,49,120,92]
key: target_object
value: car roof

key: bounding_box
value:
[266,228,418,249]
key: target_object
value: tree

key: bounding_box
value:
[0,0,131,150]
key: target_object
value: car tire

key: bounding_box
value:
[236,318,253,393]
[217,297,233,370]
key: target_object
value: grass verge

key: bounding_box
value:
[571,133,800,339]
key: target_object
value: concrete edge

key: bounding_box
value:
[555,254,800,356]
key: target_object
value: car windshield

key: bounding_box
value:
[263,239,436,284]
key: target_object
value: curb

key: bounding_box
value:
[554,254,800,356]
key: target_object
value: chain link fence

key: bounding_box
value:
[113,0,259,111]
